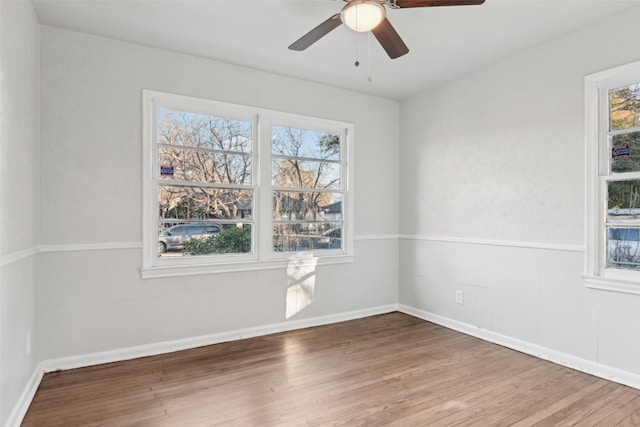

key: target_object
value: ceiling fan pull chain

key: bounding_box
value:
[354,31,360,67]
[367,32,373,82]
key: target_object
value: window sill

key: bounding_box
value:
[141,254,355,279]
[583,274,640,295]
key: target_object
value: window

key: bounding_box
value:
[271,124,344,253]
[155,107,254,258]
[142,91,353,278]
[585,60,640,294]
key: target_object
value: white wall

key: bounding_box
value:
[38,26,400,360]
[0,1,40,425]
[15,2,640,422]
[399,6,640,375]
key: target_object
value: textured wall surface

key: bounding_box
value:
[0,1,40,425]
[38,26,400,360]
[399,5,640,375]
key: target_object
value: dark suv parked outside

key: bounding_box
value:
[158,223,222,254]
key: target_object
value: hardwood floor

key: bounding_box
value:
[22,313,640,426]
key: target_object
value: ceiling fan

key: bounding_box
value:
[289,0,486,59]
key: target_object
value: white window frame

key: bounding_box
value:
[584,59,640,295]
[141,90,354,279]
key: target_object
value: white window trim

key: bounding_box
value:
[141,90,354,279]
[584,59,640,295]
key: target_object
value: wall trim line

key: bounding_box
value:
[0,236,397,268]
[354,234,399,241]
[399,304,640,391]
[399,234,585,253]
[0,247,38,267]
[18,235,395,257]
[38,242,142,253]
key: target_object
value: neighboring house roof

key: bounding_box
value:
[322,201,341,214]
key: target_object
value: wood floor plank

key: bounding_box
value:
[597,395,640,426]
[21,313,640,426]
[530,381,638,427]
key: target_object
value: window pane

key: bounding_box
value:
[607,180,640,222]
[272,126,340,161]
[159,185,253,221]
[273,191,342,221]
[607,227,640,270]
[158,223,252,257]
[159,147,252,184]
[158,109,252,153]
[273,222,342,252]
[610,84,640,131]
[272,158,340,189]
[611,132,640,173]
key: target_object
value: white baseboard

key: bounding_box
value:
[9,304,397,427]
[16,303,638,427]
[399,304,640,391]
[40,303,399,373]
[5,362,44,427]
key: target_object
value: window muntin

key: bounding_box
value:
[142,91,353,276]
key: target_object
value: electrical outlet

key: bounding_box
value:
[26,332,31,356]
[455,290,464,305]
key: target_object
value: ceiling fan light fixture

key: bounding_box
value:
[341,1,386,33]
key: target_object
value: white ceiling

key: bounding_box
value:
[31,0,640,100]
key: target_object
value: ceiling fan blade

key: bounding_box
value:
[393,0,485,7]
[371,18,409,59]
[289,14,342,51]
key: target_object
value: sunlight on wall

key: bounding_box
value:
[285,256,318,319]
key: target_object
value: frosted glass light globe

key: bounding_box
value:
[341,2,386,32]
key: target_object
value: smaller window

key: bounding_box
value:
[584,60,640,294]
[156,107,255,259]
[271,124,345,254]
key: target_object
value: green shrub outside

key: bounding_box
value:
[183,226,251,255]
